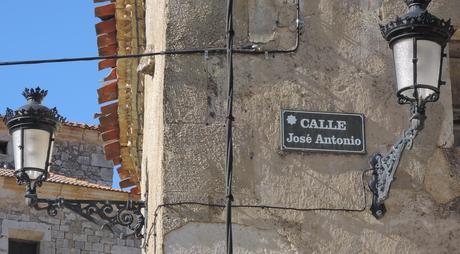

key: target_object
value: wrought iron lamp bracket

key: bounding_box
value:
[368,106,425,219]
[27,194,146,239]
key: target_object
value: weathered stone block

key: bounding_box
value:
[84,242,92,251]
[88,235,101,243]
[75,240,85,250]
[126,239,134,247]
[52,230,65,239]
[73,234,87,242]
[104,243,112,253]
[60,224,70,232]
[92,243,104,252]
[91,153,113,168]
[64,232,73,239]
[77,156,91,165]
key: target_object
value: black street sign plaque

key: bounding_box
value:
[281,110,366,153]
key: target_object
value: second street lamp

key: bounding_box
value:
[381,0,455,113]
[368,0,455,218]
[4,87,146,238]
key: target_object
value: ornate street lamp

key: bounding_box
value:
[4,87,64,206]
[4,88,145,238]
[369,0,455,218]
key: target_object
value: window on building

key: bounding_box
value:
[8,239,39,254]
[0,141,7,155]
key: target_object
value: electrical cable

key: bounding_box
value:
[224,0,235,253]
[0,1,301,67]
[143,169,372,253]
[0,49,224,66]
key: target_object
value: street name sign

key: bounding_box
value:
[281,110,366,153]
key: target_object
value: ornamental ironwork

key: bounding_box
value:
[32,198,146,238]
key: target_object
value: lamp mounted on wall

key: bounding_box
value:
[369,0,455,218]
[3,87,146,238]
[4,87,64,204]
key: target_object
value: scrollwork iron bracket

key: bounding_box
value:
[368,111,425,219]
[30,196,146,238]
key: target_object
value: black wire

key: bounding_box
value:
[143,169,372,253]
[0,49,225,66]
[225,0,235,253]
[0,0,301,67]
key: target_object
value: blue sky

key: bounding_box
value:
[0,1,121,188]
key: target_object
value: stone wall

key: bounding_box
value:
[142,0,460,253]
[51,139,113,186]
[0,123,113,186]
[0,178,141,254]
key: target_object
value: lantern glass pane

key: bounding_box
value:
[393,38,442,101]
[15,129,51,180]
[11,129,22,171]
[417,40,441,94]
[393,38,414,97]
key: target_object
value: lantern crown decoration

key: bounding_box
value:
[380,0,455,47]
[22,87,48,104]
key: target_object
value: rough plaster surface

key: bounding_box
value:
[165,223,296,253]
[143,0,460,253]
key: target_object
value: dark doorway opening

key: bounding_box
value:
[8,239,39,254]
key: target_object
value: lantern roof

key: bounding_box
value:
[404,0,431,8]
[3,87,65,132]
[380,0,455,47]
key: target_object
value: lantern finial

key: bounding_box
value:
[22,87,48,104]
[404,0,431,8]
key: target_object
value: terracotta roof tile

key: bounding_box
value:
[119,177,137,189]
[98,59,117,70]
[99,121,119,133]
[117,167,130,180]
[130,186,140,195]
[102,129,119,142]
[104,69,117,81]
[98,44,118,56]
[98,111,118,127]
[97,32,117,48]
[100,102,118,116]
[0,168,127,193]
[112,157,122,165]
[95,3,116,20]
[104,141,121,160]
[95,18,116,35]
[63,121,99,131]
[97,81,118,103]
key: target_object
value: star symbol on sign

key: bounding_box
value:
[286,115,297,125]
